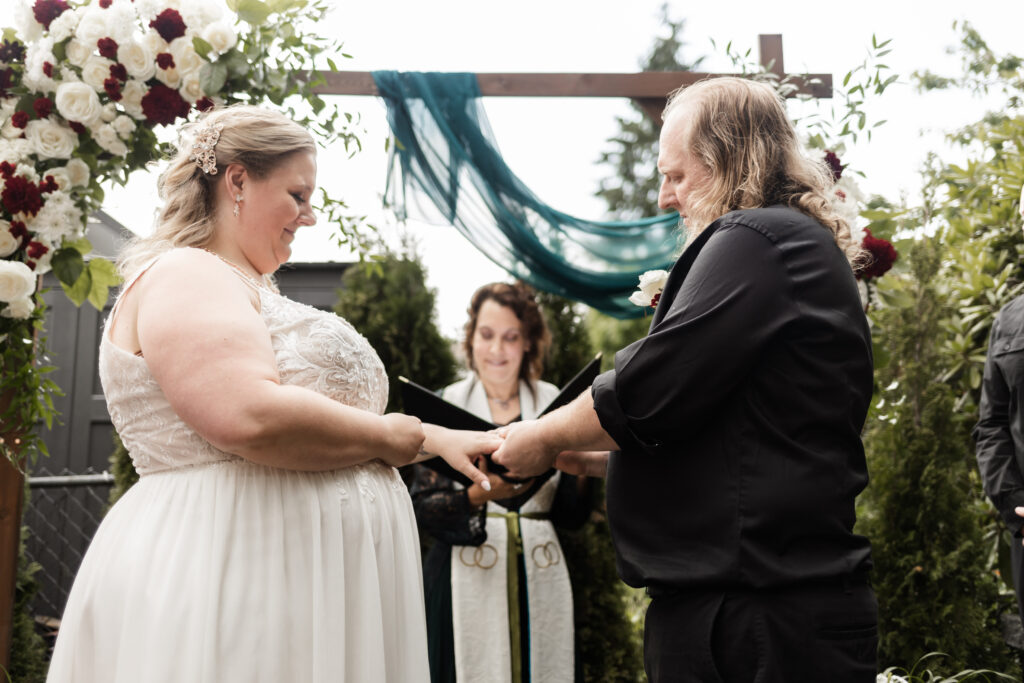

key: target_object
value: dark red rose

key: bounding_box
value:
[156,53,175,70]
[42,61,53,78]
[140,83,190,125]
[97,38,118,60]
[41,175,59,193]
[149,9,186,43]
[32,0,70,30]
[824,150,844,182]
[103,77,123,101]
[9,220,28,240]
[0,162,15,179]
[33,97,53,119]
[11,111,28,129]
[109,63,128,82]
[68,121,86,135]
[26,240,48,259]
[857,228,898,280]
[99,0,113,7]
[0,40,25,64]
[1,175,44,217]
[195,96,214,112]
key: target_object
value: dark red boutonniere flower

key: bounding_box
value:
[2,175,44,217]
[33,0,70,30]
[149,9,187,43]
[140,83,190,125]
[856,228,898,280]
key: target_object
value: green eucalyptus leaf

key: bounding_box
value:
[192,36,213,59]
[199,61,229,95]
[237,0,273,25]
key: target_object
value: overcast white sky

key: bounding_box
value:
[3,0,1022,336]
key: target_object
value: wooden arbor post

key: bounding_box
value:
[0,394,25,675]
[309,35,831,119]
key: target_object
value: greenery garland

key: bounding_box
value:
[0,0,370,468]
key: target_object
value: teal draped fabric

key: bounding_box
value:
[371,71,682,318]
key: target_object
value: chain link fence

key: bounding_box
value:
[23,467,115,621]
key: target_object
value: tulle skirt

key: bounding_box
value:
[46,459,429,683]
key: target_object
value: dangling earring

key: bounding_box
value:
[233,193,243,218]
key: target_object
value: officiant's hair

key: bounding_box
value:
[118,105,316,279]
[463,282,551,386]
[662,77,864,267]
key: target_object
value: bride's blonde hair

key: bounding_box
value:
[118,105,316,279]
[664,77,863,266]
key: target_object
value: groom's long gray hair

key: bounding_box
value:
[663,77,863,267]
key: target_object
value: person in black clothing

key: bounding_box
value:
[975,293,1024,627]
[493,76,878,682]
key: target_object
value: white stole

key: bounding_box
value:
[447,377,574,682]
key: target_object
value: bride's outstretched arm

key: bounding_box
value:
[130,249,438,472]
[415,425,498,491]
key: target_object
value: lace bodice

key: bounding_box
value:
[99,284,388,475]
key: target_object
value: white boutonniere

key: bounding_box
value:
[628,269,668,309]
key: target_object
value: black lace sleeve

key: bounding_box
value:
[410,463,487,546]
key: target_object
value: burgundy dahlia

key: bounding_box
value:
[33,97,53,119]
[2,175,44,217]
[824,150,844,182]
[857,228,898,280]
[140,83,189,125]
[149,9,187,43]
[0,40,25,64]
[156,53,175,70]
[33,0,70,30]
[11,111,28,129]
[97,38,119,60]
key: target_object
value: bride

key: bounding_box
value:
[45,105,498,683]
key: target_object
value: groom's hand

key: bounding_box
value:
[492,420,558,479]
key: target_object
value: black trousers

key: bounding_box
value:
[644,580,878,683]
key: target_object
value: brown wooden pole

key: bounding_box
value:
[0,390,25,676]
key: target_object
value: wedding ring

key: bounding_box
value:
[513,483,523,490]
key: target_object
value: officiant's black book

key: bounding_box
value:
[399,354,602,486]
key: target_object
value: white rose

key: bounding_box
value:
[82,56,115,93]
[1,296,35,320]
[178,73,204,106]
[65,158,91,188]
[119,79,147,119]
[142,28,169,55]
[0,222,18,258]
[24,119,78,160]
[118,39,157,81]
[628,269,669,307]
[200,21,237,55]
[64,39,93,68]
[155,63,183,89]
[94,124,129,157]
[55,81,103,126]
[111,115,137,139]
[44,167,72,191]
[1,119,22,140]
[169,38,204,76]
[0,261,37,303]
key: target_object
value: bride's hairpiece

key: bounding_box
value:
[188,121,224,175]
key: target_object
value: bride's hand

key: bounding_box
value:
[378,413,426,467]
[420,425,503,491]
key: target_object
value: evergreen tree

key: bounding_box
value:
[858,241,1017,675]
[334,242,459,413]
[8,490,49,683]
[535,291,596,387]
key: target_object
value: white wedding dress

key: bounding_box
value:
[46,257,430,682]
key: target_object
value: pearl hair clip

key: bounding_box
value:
[188,121,224,175]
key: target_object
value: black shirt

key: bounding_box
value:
[592,206,874,590]
[974,296,1024,533]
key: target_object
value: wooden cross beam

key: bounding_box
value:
[310,35,831,122]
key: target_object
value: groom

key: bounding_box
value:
[492,76,877,683]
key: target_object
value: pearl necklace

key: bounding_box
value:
[201,248,269,290]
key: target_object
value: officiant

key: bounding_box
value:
[493,77,878,683]
[410,281,594,683]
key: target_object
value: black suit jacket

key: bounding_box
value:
[592,206,874,590]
